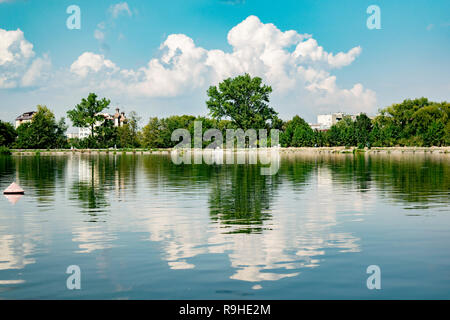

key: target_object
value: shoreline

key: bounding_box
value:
[7,146,450,156]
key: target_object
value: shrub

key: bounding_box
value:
[0,146,12,155]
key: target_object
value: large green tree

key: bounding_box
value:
[141,117,164,148]
[15,105,68,149]
[67,93,111,139]
[95,119,118,148]
[280,115,314,147]
[206,74,278,130]
[141,115,196,148]
[373,98,449,146]
[354,113,372,147]
[0,120,17,147]
[117,111,141,148]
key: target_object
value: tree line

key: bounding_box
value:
[280,97,449,148]
[0,74,448,151]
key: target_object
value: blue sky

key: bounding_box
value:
[0,0,449,125]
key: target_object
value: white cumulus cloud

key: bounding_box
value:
[0,28,34,66]
[0,28,50,88]
[69,15,376,115]
[293,38,362,69]
[21,54,51,87]
[1,16,376,119]
[70,52,119,78]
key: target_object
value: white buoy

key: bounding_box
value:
[3,182,25,195]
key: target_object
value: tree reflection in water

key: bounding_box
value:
[208,165,280,234]
[68,154,139,220]
[0,152,448,292]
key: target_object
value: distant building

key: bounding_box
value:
[309,123,327,131]
[66,132,79,139]
[317,113,345,128]
[77,107,127,139]
[113,108,127,127]
[310,112,366,131]
[15,111,36,129]
[78,127,91,139]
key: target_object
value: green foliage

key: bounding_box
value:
[284,116,314,147]
[334,117,357,146]
[141,115,201,148]
[423,120,445,147]
[3,89,449,150]
[0,146,12,155]
[0,120,17,147]
[355,113,372,147]
[69,136,96,149]
[67,94,144,149]
[138,97,449,149]
[206,73,278,130]
[281,116,303,147]
[95,119,118,148]
[141,117,165,148]
[320,116,360,147]
[141,115,238,149]
[320,99,449,147]
[67,93,110,140]
[15,105,68,149]
[280,115,331,147]
[445,122,450,146]
[371,98,449,146]
[55,118,69,149]
[312,130,327,147]
[117,111,141,148]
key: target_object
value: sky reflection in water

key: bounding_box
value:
[0,153,449,299]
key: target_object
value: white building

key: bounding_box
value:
[309,123,323,131]
[77,108,127,139]
[309,112,353,130]
[317,113,345,128]
[15,111,36,129]
[78,127,92,139]
[66,132,79,139]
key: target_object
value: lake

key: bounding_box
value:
[0,152,449,299]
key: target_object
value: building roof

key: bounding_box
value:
[16,111,36,121]
[96,112,114,120]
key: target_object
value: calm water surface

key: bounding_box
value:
[0,153,449,299]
